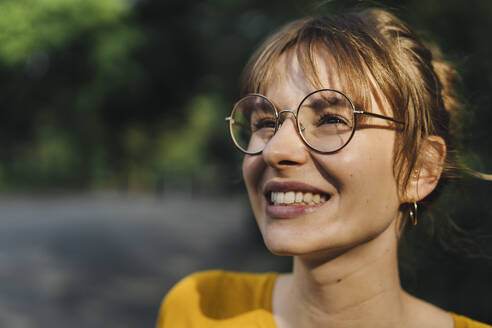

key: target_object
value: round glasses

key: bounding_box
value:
[226,89,404,154]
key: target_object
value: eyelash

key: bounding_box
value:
[316,113,348,126]
[253,118,276,131]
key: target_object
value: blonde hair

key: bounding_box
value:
[239,8,477,229]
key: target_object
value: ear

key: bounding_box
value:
[404,136,447,202]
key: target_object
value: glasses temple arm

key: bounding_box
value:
[225,117,251,130]
[354,110,404,125]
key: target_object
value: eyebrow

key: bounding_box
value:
[305,96,345,108]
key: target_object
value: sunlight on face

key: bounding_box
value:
[242,50,402,259]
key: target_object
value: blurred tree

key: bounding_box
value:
[0,0,490,192]
[0,0,143,189]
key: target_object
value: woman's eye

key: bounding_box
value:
[317,114,347,126]
[252,118,276,131]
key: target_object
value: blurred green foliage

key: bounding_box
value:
[0,0,144,189]
[0,0,129,65]
[0,0,490,191]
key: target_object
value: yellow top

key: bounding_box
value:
[156,270,491,328]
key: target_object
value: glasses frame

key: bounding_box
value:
[225,88,404,155]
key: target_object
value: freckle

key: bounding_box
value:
[336,279,342,283]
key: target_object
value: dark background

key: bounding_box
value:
[0,0,491,327]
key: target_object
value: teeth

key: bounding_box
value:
[284,191,295,204]
[276,192,284,204]
[303,192,312,203]
[270,191,328,206]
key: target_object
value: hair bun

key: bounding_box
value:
[430,45,461,119]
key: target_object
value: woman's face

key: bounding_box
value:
[242,51,402,258]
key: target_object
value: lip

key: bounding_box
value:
[266,202,327,219]
[263,180,331,219]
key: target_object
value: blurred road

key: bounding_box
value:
[2,192,492,327]
[0,192,279,328]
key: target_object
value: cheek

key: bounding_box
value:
[346,135,400,216]
[351,151,394,188]
[329,132,400,208]
[242,156,268,226]
[242,155,266,194]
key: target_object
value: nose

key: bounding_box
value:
[262,112,308,168]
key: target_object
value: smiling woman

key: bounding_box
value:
[156,7,492,328]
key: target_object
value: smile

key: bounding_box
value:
[263,181,332,217]
[269,191,328,206]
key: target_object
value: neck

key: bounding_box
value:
[277,220,409,328]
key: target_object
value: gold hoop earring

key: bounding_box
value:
[409,202,418,226]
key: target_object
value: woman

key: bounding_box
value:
[157,7,491,328]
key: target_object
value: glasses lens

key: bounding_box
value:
[230,95,276,153]
[298,90,355,153]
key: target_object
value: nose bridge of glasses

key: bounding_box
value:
[277,110,297,127]
[265,109,305,156]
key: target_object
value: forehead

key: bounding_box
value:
[264,49,343,108]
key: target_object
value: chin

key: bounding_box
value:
[262,234,353,263]
[263,240,304,257]
[260,225,333,257]
[258,218,378,260]
[258,224,304,256]
[263,236,296,256]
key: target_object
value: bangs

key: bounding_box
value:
[239,14,397,120]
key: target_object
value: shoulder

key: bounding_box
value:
[156,270,279,328]
[163,270,225,303]
[158,270,226,319]
[404,292,491,328]
[451,313,492,328]
[163,270,278,304]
